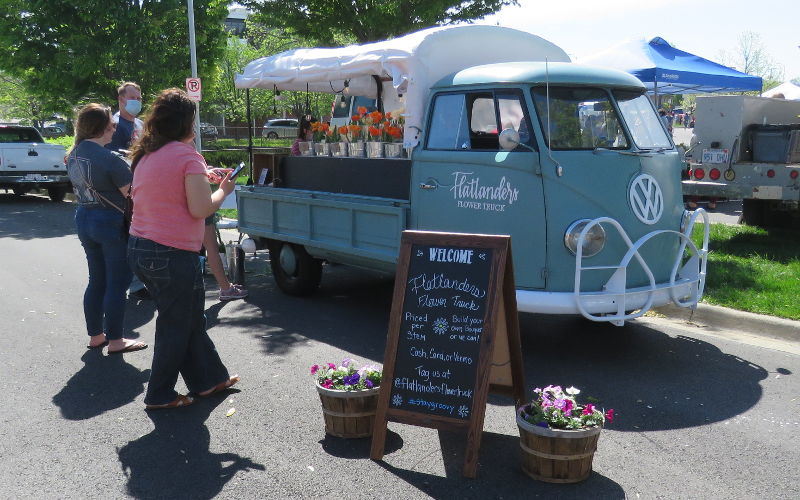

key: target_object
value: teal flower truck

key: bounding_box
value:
[234,26,709,326]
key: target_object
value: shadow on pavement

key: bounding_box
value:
[0,194,76,240]
[117,397,265,500]
[376,430,624,499]
[319,428,403,458]
[516,313,768,432]
[234,259,768,432]
[52,349,150,420]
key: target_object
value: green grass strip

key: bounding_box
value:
[693,224,800,320]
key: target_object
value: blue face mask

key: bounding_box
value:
[124,99,142,116]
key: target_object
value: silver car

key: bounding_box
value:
[262,118,299,138]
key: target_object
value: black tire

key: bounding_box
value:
[12,187,28,196]
[47,186,67,202]
[740,199,765,227]
[267,241,322,296]
[267,131,279,139]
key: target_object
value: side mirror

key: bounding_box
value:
[498,128,521,151]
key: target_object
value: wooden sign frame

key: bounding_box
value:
[370,230,525,478]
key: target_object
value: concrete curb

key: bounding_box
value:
[653,303,800,343]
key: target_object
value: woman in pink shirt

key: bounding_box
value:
[127,89,239,410]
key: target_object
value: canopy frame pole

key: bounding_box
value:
[372,75,384,112]
[246,88,253,182]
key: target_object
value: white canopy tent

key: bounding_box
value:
[235,25,570,147]
[763,80,800,100]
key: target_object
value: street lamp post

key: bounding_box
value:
[187,0,202,152]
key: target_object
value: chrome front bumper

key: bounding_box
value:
[516,210,710,326]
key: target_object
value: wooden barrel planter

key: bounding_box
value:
[516,408,602,483]
[316,384,380,438]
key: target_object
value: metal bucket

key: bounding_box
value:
[384,143,403,158]
[329,142,348,157]
[299,141,314,156]
[347,141,365,158]
[366,142,384,158]
[313,142,330,156]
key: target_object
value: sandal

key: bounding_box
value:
[108,341,148,355]
[145,395,194,410]
[199,375,240,398]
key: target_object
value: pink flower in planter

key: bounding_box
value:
[605,409,615,422]
[583,403,595,415]
[310,364,319,375]
[322,379,333,389]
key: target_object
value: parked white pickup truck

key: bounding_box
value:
[0,125,69,201]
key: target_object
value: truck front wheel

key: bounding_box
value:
[47,186,67,202]
[268,241,322,296]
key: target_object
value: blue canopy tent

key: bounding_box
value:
[580,37,762,98]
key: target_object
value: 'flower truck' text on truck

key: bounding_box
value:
[234,25,709,326]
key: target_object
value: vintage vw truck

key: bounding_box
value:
[234,25,708,325]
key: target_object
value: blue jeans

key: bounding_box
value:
[127,236,230,405]
[75,206,132,341]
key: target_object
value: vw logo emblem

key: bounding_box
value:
[629,174,663,225]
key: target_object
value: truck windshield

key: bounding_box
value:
[531,87,628,150]
[614,91,672,149]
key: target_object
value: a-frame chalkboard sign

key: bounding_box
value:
[370,231,525,478]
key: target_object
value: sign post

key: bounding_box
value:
[186,0,201,152]
[370,230,525,478]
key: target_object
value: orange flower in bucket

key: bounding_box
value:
[368,125,381,141]
[347,124,362,142]
[369,111,383,123]
[356,106,368,115]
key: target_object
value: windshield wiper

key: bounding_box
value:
[592,147,655,156]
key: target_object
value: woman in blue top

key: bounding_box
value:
[66,103,148,354]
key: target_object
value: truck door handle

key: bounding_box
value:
[419,183,437,190]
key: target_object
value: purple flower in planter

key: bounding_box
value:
[365,379,374,389]
[343,373,360,386]
[341,358,353,367]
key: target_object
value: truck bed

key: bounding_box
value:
[276,156,411,199]
[238,156,412,272]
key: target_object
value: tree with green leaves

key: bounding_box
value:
[240,0,519,45]
[202,21,335,131]
[717,31,785,91]
[0,71,58,127]
[0,0,229,116]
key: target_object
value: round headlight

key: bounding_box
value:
[564,220,606,257]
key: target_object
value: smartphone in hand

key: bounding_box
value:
[230,162,246,180]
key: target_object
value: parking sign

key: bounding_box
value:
[186,77,202,102]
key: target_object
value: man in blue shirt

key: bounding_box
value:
[107,81,149,299]
[106,82,143,154]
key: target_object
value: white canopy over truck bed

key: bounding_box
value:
[234,25,570,147]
